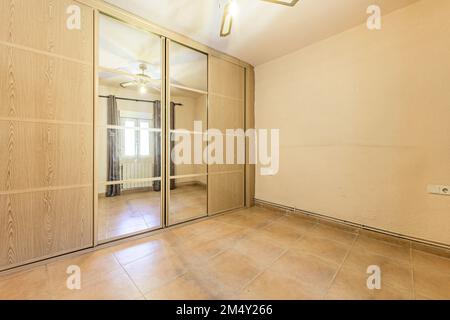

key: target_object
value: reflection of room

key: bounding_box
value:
[97,15,209,241]
[97,84,162,241]
[97,14,164,242]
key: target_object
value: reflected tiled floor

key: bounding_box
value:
[1,206,449,300]
[98,184,207,241]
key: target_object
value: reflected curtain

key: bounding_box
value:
[153,101,162,191]
[106,95,121,197]
[170,102,176,190]
[152,101,176,191]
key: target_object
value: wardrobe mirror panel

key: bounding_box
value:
[169,41,208,92]
[167,41,208,225]
[97,14,163,242]
[168,177,207,226]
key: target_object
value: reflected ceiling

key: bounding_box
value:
[99,15,208,92]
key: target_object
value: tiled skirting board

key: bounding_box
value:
[254,199,450,259]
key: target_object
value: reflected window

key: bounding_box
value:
[140,121,150,156]
[121,118,152,158]
[123,119,136,157]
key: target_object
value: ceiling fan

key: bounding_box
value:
[120,63,154,93]
[220,0,300,37]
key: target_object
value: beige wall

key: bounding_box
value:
[255,0,450,245]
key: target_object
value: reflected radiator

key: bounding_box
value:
[121,160,153,190]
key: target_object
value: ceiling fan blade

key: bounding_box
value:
[220,1,234,37]
[260,0,300,6]
[120,81,137,88]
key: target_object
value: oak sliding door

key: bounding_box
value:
[208,57,246,214]
[0,0,94,270]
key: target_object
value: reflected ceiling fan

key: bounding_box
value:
[220,0,300,37]
[120,63,155,94]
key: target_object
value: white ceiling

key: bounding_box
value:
[104,0,419,66]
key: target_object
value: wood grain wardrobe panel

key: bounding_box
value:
[0,0,94,63]
[0,0,94,270]
[0,45,93,123]
[208,95,244,131]
[0,187,93,268]
[0,121,93,191]
[209,56,245,100]
[208,172,245,214]
[208,56,246,214]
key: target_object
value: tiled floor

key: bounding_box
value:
[0,206,449,300]
[98,184,207,241]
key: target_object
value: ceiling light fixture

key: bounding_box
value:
[220,0,299,37]
[120,63,152,93]
[220,1,238,37]
[139,85,147,94]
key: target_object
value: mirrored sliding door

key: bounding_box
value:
[97,14,163,242]
[167,40,208,225]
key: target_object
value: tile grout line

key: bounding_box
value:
[198,211,292,298]
[410,242,416,300]
[118,209,287,298]
[44,264,55,300]
[236,247,290,297]
[111,253,147,300]
[236,212,316,297]
[321,230,360,299]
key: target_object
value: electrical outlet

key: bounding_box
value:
[440,185,450,196]
[428,185,450,196]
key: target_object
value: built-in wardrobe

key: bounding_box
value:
[0,0,254,272]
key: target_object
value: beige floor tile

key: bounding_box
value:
[174,235,232,267]
[239,270,320,300]
[342,250,413,291]
[2,206,447,300]
[124,251,188,294]
[199,249,263,294]
[257,222,304,247]
[175,219,228,238]
[0,266,51,300]
[414,294,432,300]
[47,249,122,293]
[291,234,351,265]
[413,270,450,300]
[325,266,412,300]
[275,214,317,233]
[53,269,142,300]
[269,250,339,295]
[145,272,217,300]
[232,232,286,267]
[214,211,274,230]
[412,250,450,276]
[307,224,358,246]
[249,208,285,222]
[112,235,175,266]
[353,235,410,264]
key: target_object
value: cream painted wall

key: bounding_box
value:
[255,0,450,245]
